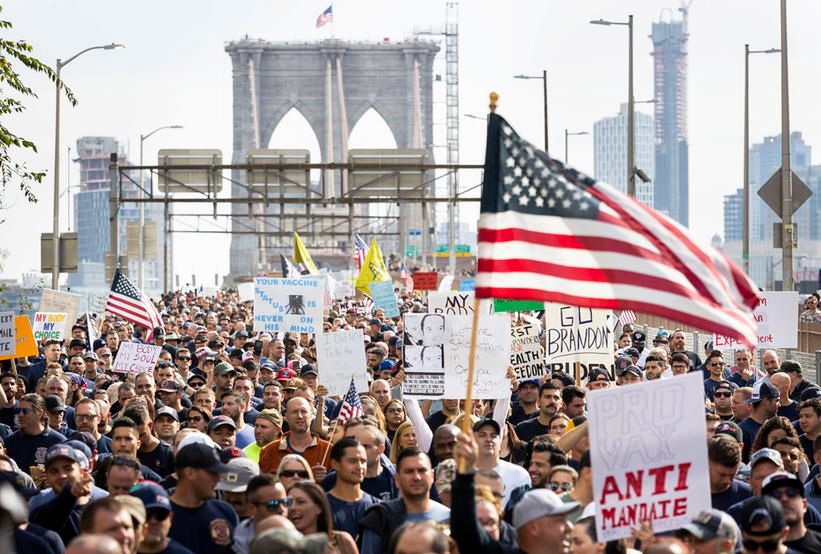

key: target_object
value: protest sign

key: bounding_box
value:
[0,316,37,361]
[253,276,324,334]
[510,323,544,381]
[544,303,614,382]
[493,299,544,313]
[237,282,254,302]
[588,372,710,540]
[445,314,511,399]
[39,289,81,329]
[32,312,67,341]
[460,279,475,292]
[714,291,798,349]
[412,272,438,291]
[403,312,446,398]
[87,292,109,314]
[112,342,163,374]
[369,281,399,317]
[0,312,14,358]
[429,292,475,315]
[437,275,454,292]
[315,329,369,396]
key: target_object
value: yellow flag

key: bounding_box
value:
[355,239,391,296]
[293,232,319,275]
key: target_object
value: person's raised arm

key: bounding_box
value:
[403,394,433,453]
[557,420,588,453]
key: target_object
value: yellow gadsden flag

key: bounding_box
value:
[293,232,319,275]
[355,239,391,296]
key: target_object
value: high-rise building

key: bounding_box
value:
[593,103,655,206]
[69,137,165,294]
[650,7,689,226]
[722,132,820,289]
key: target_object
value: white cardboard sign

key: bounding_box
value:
[253,277,324,334]
[0,311,14,358]
[112,342,163,374]
[316,329,369,396]
[510,323,544,381]
[32,312,67,341]
[588,372,711,541]
[39,289,81,328]
[713,291,798,349]
[544,303,614,383]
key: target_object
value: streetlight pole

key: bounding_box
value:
[779,0,793,291]
[591,15,635,197]
[564,129,589,164]
[51,43,123,290]
[139,125,183,290]
[513,72,549,152]
[743,45,780,276]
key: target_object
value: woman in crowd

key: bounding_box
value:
[287,480,359,554]
[359,395,387,434]
[499,421,527,465]
[549,413,571,438]
[382,399,406,443]
[186,405,211,433]
[570,516,626,554]
[277,454,315,491]
[389,420,418,464]
[750,415,801,453]
[548,465,579,495]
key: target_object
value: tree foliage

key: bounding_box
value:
[0,5,75,217]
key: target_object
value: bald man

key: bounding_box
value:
[258,397,332,474]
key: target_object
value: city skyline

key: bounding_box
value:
[0,0,815,286]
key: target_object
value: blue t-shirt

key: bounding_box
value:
[711,479,752,512]
[5,427,66,475]
[778,402,799,424]
[321,459,398,501]
[738,417,763,462]
[96,434,112,455]
[170,499,238,554]
[235,425,255,449]
[327,492,377,540]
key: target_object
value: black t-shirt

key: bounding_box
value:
[515,417,550,443]
[327,491,377,540]
[778,401,799,423]
[425,411,449,435]
[738,417,763,462]
[711,479,752,512]
[508,404,538,427]
[139,442,175,478]
[5,427,66,475]
[0,404,18,429]
[799,434,816,461]
[156,538,196,554]
[321,464,398,502]
[169,499,238,554]
[786,527,821,554]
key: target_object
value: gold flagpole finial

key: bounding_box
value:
[489,92,499,113]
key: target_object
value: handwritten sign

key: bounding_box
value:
[714,291,798,349]
[510,324,544,381]
[237,282,254,302]
[316,329,369,396]
[544,304,614,382]
[429,292,474,315]
[444,314,511,399]
[0,316,37,360]
[412,272,439,291]
[588,372,710,540]
[403,313,446,398]
[0,312,14,358]
[39,289,81,328]
[369,281,399,318]
[32,312,67,341]
[493,299,544,313]
[253,277,324,334]
[112,342,163,374]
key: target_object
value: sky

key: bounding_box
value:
[1,0,819,285]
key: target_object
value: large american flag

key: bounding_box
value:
[352,233,368,270]
[476,114,761,345]
[105,270,162,341]
[316,5,333,28]
[337,376,363,425]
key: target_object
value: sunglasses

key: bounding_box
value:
[279,470,309,479]
[710,362,725,367]
[18,407,33,415]
[714,392,732,398]
[262,497,293,511]
[147,509,171,521]
[548,482,573,493]
[769,488,801,500]
[111,458,140,470]
[189,381,205,387]
[742,538,781,552]
[177,357,191,362]
[188,416,203,423]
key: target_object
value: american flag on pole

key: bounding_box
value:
[617,310,637,326]
[337,376,364,425]
[476,113,761,345]
[353,233,368,269]
[105,270,163,342]
[316,5,333,28]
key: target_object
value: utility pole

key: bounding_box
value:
[779,0,793,291]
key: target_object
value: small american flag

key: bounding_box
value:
[280,253,298,278]
[618,310,637,326]
[105,270,162,342]
[399,261,413,291]
[337,376,363,425]
[353,233,368,269]
[316,5,333,28]
[476,113,760,346]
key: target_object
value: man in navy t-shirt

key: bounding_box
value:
[326,438,377,541]
[738,381,781,463]
[5,394,65,476]
[169,442,237,554]
[708,435,752,511]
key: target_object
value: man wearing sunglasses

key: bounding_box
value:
[737,495,793,554]
[131,482,194,554]
[234,474,290,554]
[761,472,821,553]
[713,381,737,421]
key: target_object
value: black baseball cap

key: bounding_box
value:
[175,443,231,473]
[472,418,501,435]
[761,471,804,497]
[713,421,743,443]
[747,381,779,404]
[800,386,821,401]
[300,364,318,377]
[44,395,66,414]
[588,368,610,382]
[738,496,786,537]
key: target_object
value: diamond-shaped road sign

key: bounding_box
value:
[757,168,813,217]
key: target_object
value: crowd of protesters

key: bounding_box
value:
[0,286,819,554]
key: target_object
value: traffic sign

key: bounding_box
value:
[405,245,418,258]
[757,168,812,217]
[408,229,422,237]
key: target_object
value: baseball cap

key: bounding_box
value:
[518,378,540,389]
[175,443,231,473]
[276,368,297,382]
[63,440,93,469]
[282,378,304,391]
[187,374,206,385]
[631,331,646,343]
[749,448,784,470]
[216,458,261,493]
[207,415,237,433]
[300,364,318,377]
[92,338,106,351]
[236,330,250,339]
[156,406,180,422]
[551,371,574,387]
[713,421,743,443]
[250,528,328,554]
[82,352,98,361]
[158,379,182,393]
[800,386,821,401]
[704,340,715,351]
[623,347,640,358]
[368,318,381,326]
[258,408,283,429]
[680,509,738,543]
[472,417,501,435]
[621,365,642,378]
[746,381,779,404]
[714,380,737,393]
[214,362,237,377]
[44,395,66,414]
[45,444,86,468]
[378,360,395,372]
[761,471,804,497]
[220,446,248,463]
[513,489,580,529]
[738,496,787,537]
[131,482,172,512]
[588,368,610,382]
[165,332,180,341]
[241,351,255,363]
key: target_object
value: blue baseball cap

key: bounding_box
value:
[131,482,172,512]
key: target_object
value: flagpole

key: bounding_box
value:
[458,92,497,474]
